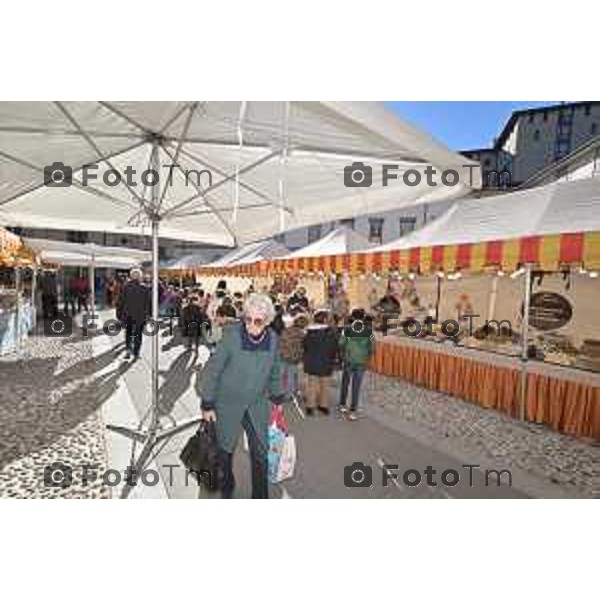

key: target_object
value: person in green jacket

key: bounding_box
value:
[338,308,375,421]
[200,293,283,499]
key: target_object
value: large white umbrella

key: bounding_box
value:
[0,101,480,496]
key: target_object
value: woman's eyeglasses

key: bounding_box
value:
[244,316,266,327]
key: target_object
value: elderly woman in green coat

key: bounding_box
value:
[200,293,283,499]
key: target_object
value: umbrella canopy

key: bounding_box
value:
[25,237,150,268]
[287,225,373,258]
[0,102,479,245]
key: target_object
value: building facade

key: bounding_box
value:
[273,200,456,250]
[462,101,600,188]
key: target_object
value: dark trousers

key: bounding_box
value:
[125,321,143,357]
[339,364,366,411]
[220,410,268,499]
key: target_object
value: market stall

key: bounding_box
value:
[0,228,37,355]
[197,239,288,294]
[364,178,600,439]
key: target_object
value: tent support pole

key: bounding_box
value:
[90,252,96,317]
[519,264,532,421]
[31,264,37,332]
[15,266,22,350]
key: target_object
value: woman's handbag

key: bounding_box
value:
[179,420,221,490]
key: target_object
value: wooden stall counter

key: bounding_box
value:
[370,333,600,440]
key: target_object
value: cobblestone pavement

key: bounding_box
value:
[364,372,599,498]
[0,331,121,498]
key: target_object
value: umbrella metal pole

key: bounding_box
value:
[106,217,201,499]
[151,218,160,431]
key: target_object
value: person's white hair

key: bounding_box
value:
[243,293,275,323]
[130,267,143,278]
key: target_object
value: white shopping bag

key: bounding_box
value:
[276,435,297,482]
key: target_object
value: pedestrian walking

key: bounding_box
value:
[116,268,151,360]
[338,309,375,420]
[200,293,285,499]
[302,310,338,416]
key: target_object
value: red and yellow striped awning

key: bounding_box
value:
[194,231,600,278]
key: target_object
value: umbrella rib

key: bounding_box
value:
[172,201,294,218]
[156,102,198,212]
[98,101,152,135]
[0,146,141,212]
[159,145,237,246]
[0,125,145,140]
[54,101,150,210]
[158,102,200,135]
[162,147,282,219]
[177,146,276,206]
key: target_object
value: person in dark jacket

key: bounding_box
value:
[287,287,309,313]
[270,303,286,336]
[338,309,375,420]
[116,268,151,360]
[200,293,283,499]
[181,294,209,351]
[302,310,338,416]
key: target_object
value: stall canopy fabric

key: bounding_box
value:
[161,251,221,271]
[0,227,35,266]
[25,238,150,268]
[287,226,373,258]
[0,227,22,257]
[364,178,600,273]
[0,102,479,246]
[207,239,288,268]
[378,178,600,250]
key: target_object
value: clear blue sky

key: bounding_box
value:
[386,101,560,150]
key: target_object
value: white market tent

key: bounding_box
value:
[372,178,600,252]
[0,101,480,497]
[25,237,150,268]
[288,225,373,258]
[161,251,220,271]
[25,237,151,314]
[207,238,288,267]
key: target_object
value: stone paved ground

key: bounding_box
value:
[0,331,114,498]
[363,372,599,498]
[1,327,597,498]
